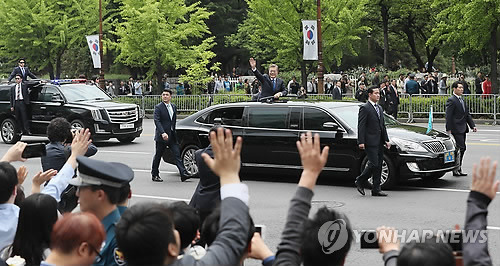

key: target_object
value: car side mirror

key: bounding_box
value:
[52,94,64,103]
[214,117,222,125]
[323,122,339,131]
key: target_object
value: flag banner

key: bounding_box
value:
[426,105,433,134]
[302,20,318,60]
[86,35,101,68]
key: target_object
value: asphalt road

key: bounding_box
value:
[3,120,499,265]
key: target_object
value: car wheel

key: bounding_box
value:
[1,118,21,144]
[117,136,136,143]
[182,145,199,177]
[361,154,397,189]
[70,119,85,131]
[421,172,446,182]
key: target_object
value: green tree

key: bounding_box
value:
[0,0,99,79]
[187,0,248,74]
[113,0,217,88]
[431,0,500,93]
[229,0,369,87]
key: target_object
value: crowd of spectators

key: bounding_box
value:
[0,118,497,265]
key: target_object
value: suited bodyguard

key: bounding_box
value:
[249,58,287,100]
[151,88,189,182]
[9,74,31,134]
[355,86,391,197]
[445,81,477,176]
[7,58,37,82]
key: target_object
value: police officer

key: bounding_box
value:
[69,156,134,266]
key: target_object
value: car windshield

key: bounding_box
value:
[330,104,400,130]
[59,84,111,102]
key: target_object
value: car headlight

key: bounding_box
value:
[136,106,144,119]
[449,134,456,147]
[391,137,427,152]
[91,109,103,120]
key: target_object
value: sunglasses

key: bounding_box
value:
[19,62,25,64]
[15,78,21,80]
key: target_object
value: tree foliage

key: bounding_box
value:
[229,0,369,73]
[113,0,217,85]
[430,0,500,93]
[0,0,99,79]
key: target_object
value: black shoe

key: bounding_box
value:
[372,191,388,197]
[453,170,467,177]
[181,174,191,182]
[152,175,163,182]
[354,180,365,196]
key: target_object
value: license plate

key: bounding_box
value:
[120,123,134,129]
[444,151,455,163]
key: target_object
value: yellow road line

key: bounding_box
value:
[467,143,500,146]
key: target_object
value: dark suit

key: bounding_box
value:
[445,94,475,170]
[386,85,399,118]
[356,102,389,193]
[189,146,220,225]
[151,102,187,177]
[252,69,287,100]
[10,83,30,134]
[8,66,37,82]
[331,86,342,100]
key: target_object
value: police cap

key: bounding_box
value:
[69,156,134,188]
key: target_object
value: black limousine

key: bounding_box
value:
[163,101,459,188]
[0,79,143,144]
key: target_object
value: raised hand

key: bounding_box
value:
[202,128,242,185]
[297,131,329,189]
[1,142,27,162]
[17,166,28,185]
[249,58,257,69]
[31,169,58,194]
[71,128,92,158]
[471,157,498,200]
[377,226,400,254]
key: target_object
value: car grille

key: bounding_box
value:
[107,108,138,123]
[422,141,445,153]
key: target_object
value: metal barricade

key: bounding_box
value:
[113,93,499,124]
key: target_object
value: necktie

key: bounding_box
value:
[375,104,380,118]
[21,67,25,77]
[16,85,21,100]
[272,79,276,91]
[459,97,465,111]
[167,104,173,120]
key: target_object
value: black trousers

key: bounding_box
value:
[452,132,466,169]
[151,138,187,177]
[14,101,29,133]
[356,144,384,193]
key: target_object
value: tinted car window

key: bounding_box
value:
[39,87,61,102]
[304,107,334,131]
[0,87,10,101]
[207,107,244,126]
[248,107,288,129]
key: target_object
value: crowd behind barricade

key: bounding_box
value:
[0,117,497,265]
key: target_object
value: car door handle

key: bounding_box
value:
[40,107,46,110]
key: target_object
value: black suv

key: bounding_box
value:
[163,101,459,189]
[0,80,143,144]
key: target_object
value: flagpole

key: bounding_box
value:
[317,0,324,94]
[98,0,105,89]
